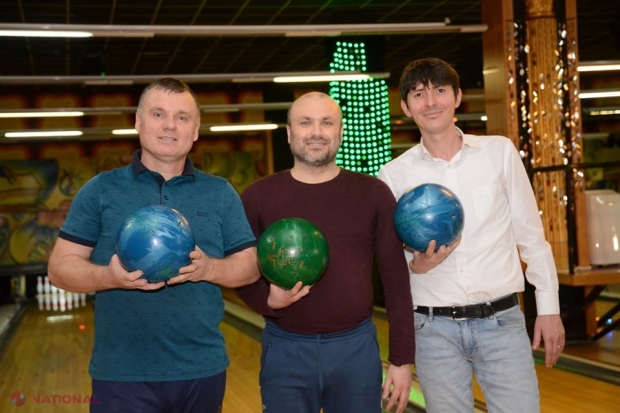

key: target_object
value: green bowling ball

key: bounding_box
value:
[257,218,329,289]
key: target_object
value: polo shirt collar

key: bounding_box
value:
[130,149,196,177]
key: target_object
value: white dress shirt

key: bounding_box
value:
[378,129,560,315]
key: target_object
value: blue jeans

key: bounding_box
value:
[260,318,383,413]
[414,305,539,413]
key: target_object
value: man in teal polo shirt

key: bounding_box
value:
[48,77,260,413]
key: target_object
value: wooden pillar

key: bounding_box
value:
[481,0,518,146]
[523,0,569,272]
[564,0,589,269]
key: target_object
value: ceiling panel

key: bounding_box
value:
[0,0,616,96]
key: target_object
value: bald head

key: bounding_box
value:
[287,92,343,127]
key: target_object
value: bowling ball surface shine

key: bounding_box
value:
[394,183,464,252]
[116,205,195,283]
[257,218,329,289]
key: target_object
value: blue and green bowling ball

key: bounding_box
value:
[116,205,195,283]
[257,218,329,289]
[394,183,464,252]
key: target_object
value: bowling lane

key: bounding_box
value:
[6,290,615,413]
[0,299,263,413]
[220,322,263,412]
[0,301,94,412]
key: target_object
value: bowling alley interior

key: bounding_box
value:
[1,1,620,412]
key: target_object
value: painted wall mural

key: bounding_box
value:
[0,137,268,273]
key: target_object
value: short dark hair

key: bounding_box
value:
[399,58,460,101]
[137,77,200,115]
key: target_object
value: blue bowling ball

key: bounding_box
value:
[394,183,464,252]
[116,205,195,282]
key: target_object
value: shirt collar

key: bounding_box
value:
[130,149,196,177]
[418,127,481,161]
[459,127,482,149]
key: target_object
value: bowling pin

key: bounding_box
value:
[44,292,51,311]
[66,291,73,310]
[44,276,51,295]
[59,288,66,312]
[73,292,80,308]
[51,284,58,311]
[80,293,87,307]
[36,277,44,310]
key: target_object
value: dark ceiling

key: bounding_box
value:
[0,0,618,96]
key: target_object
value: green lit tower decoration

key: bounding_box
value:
[329,41,392,176]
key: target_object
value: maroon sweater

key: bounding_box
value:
[236,169,415,366]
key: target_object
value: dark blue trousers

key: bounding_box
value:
[260,318,383,413]
[90,371,226,413]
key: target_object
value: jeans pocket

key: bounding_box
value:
[413,311,430,334]
[494,305,526,328]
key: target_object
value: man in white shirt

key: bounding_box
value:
[378,57,565,413]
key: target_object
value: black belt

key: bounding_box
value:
[414,293,519,320]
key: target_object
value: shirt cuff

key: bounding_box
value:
[534,290,560,315]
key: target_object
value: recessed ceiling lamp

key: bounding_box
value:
[0,22,487,38]
[0,30,92,38]
[210,124,278,132]
[274,74,371,83]
[579,90,620,99]
[112,129,139,135]
[0,111,84,118]
[577,61,620,72]
[5,131,84,138]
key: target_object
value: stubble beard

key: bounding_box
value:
[291,142,337,168]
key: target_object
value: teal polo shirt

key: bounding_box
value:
[59,151,256,381]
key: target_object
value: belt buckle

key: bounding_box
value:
[451,306,467,321]
[481,303,495,318]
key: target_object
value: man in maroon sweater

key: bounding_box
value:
[236,92,415,413]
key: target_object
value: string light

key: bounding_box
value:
[329,41,392,176]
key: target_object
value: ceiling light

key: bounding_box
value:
[579,90,620,99]
[274,74,372,83]
[577,61,620,72]
[0,30,92,38]
[112,129,138,135]
[5,131,83,138]
[210,124,278,132]
[0,22,487,38]
[585,108,620,116]
[201,102,291,112]
[0,111,84,118]
[0,103,292,118]
[0,71,388,85]
[83,79,134,86]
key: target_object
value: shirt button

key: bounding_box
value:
[164,195,169,200]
